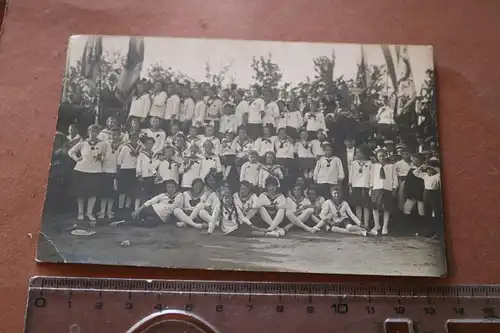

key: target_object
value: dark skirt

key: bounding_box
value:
[285,127,299,140]
[263,124,276,136]
[136,176,156,199]
[163,119,172,136]
[138,205,164,225]
[250,216,268,229]
[264,207,278,218]
[116,169,137,194]
[100,173,117,198]
[275,158,293,170]
[180,120,192,135]
[350,187,370,208]
[298,157,316,169]
[316,183,333,199]
[371,189,394,211]
[307,130,318,140]
[227,223,254,237]
[423,189,442,218]
[220,155,236,167]
[246,123,262,140]
[71,170,101,197]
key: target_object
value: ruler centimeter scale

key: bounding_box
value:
[24,277,500,333]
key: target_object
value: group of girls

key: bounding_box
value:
[63,80,441,238]
[129,171,374,238]
[65,121,370,237]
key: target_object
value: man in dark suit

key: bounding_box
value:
[336,137,356,199]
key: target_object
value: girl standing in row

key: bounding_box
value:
[68,124,107,224]
[348,146,372,228]
[117,132,141,212]
[98,127,122,220]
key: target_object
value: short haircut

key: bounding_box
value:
[411,153,425,162]
[307,186,318,195]
[248,150,258,157]
[322,142,332,149]
[164,179,178,186]
[88,124,102,132]
[331,186,341,193]
[240,180,252,189]
[251,84,262,95]
[144,137,155,144]
[265,177,279,187]
[264,151,276,158]
[191,178,204,187]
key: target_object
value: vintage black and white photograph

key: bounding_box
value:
[37,35,446,276]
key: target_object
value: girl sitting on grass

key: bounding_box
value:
[283,185,317,233]
[257,177,287,235]
[207,186,280,237]
[313,187,373,236]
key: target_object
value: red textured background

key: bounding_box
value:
[1,0,500,331]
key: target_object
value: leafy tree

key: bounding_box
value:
[63,51,126,107]
[251,53,283,89]
[419,69,436,125]
[145,63,173,84]
[357,64,386,117]
[312,51,335,93]
[205,60,234,91]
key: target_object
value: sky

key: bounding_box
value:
[67,35,434,91]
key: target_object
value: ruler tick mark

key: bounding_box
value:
[26,278,500,333]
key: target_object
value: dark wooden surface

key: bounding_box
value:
[1,0,500,332]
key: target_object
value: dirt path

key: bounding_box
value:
[38,214,446,276]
